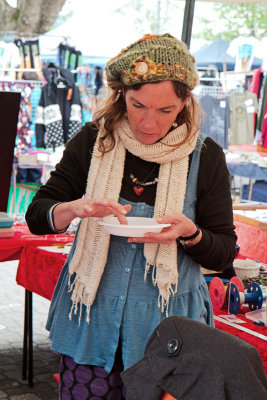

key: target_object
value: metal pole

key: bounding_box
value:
[181,0,196,49]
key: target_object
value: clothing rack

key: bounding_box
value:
[0,68,41,72]
[0,67,79,74]
[0,30,69,42]
[222,68,267,76]
[0,67,79,88]
[193,85,244,99]
[0,69,44,88]
[0,79,43,88]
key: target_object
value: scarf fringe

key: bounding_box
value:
[68,277,92,325]
[145,262,178,317]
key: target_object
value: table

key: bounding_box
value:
[0,223,73,262]
[17,246,70,301]
[0,224,74,386]
[16,245,267,380]
[16,245,70,386]
[234,220,267,264]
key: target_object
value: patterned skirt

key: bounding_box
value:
[59,354,126,400]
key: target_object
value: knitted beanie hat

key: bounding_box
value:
[105,33,198,90]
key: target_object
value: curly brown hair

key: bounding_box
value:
[93,81,201,155]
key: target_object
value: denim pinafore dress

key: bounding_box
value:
[46,134,213,373]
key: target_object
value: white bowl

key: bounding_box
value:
[233,259,261,280]
[97,216,171,237]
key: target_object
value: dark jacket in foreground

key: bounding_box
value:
[121,316,267,400]
[26,123,237,271]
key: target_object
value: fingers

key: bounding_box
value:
[156,214,182,224]
[156,213,198,242]
[85,199,131,224]
[116,213,128,225]
[101,200,131,224]
[128,227,177,244]
[115,203,132,224]
[68,198,132,222]
[128,236,174,244]
[124,204,132,213]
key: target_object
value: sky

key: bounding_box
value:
[40,0,220,57]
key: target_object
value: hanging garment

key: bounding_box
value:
[57,42,67,68]
[257,74,267,148]
[7,81,42,184]
[250,68,263,99]
[35,65,82,149]
[228,92,258,145]
[76,66,94,125]
[261,98,267,149]
[199,94,230,149]
[0,40,21,80]
[249,67,264,134]
[227,36,262,72]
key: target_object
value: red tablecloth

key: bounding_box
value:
[16,245,267,375]
[234,220,267,264]
[214,308,267,375]
[16,246,69,300]
[0,223,73,262]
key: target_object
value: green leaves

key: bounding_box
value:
[194,3,267,42]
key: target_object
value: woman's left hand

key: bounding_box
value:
[128,213,201,245]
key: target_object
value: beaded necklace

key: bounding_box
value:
[130,162,159,196]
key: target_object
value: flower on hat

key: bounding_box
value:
[135,61,148,76]
[122,56,158,83]
[132,56,157,76]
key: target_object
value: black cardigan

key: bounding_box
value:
[26,123,237,271]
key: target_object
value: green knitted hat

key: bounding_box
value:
[105,33,198,90]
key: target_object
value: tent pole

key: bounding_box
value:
[181,0,196,49]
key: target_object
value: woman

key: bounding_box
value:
[26,34,237,399]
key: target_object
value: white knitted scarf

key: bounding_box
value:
[68,119,198,322]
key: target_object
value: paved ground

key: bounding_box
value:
[0,260,59,400]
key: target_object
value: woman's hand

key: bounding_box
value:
[128,213,202,246]
[53,198,132,231]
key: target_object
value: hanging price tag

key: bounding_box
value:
[245,98,253,106]
[247,106,255,113]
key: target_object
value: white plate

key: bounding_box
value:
[97,216,171,237]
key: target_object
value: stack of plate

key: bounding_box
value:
[0,212,15,238]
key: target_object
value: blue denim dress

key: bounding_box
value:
[46,134,213,373]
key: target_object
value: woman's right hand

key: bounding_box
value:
[53,198,132,231]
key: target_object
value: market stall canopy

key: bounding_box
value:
[193,37,262,71]
[39,10,138,62]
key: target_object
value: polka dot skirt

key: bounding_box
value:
[59,355,126,400]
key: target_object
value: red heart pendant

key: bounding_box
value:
[133,186,144,196]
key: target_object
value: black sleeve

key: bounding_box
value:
[26,123,97,235]
[184,137,237,271]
